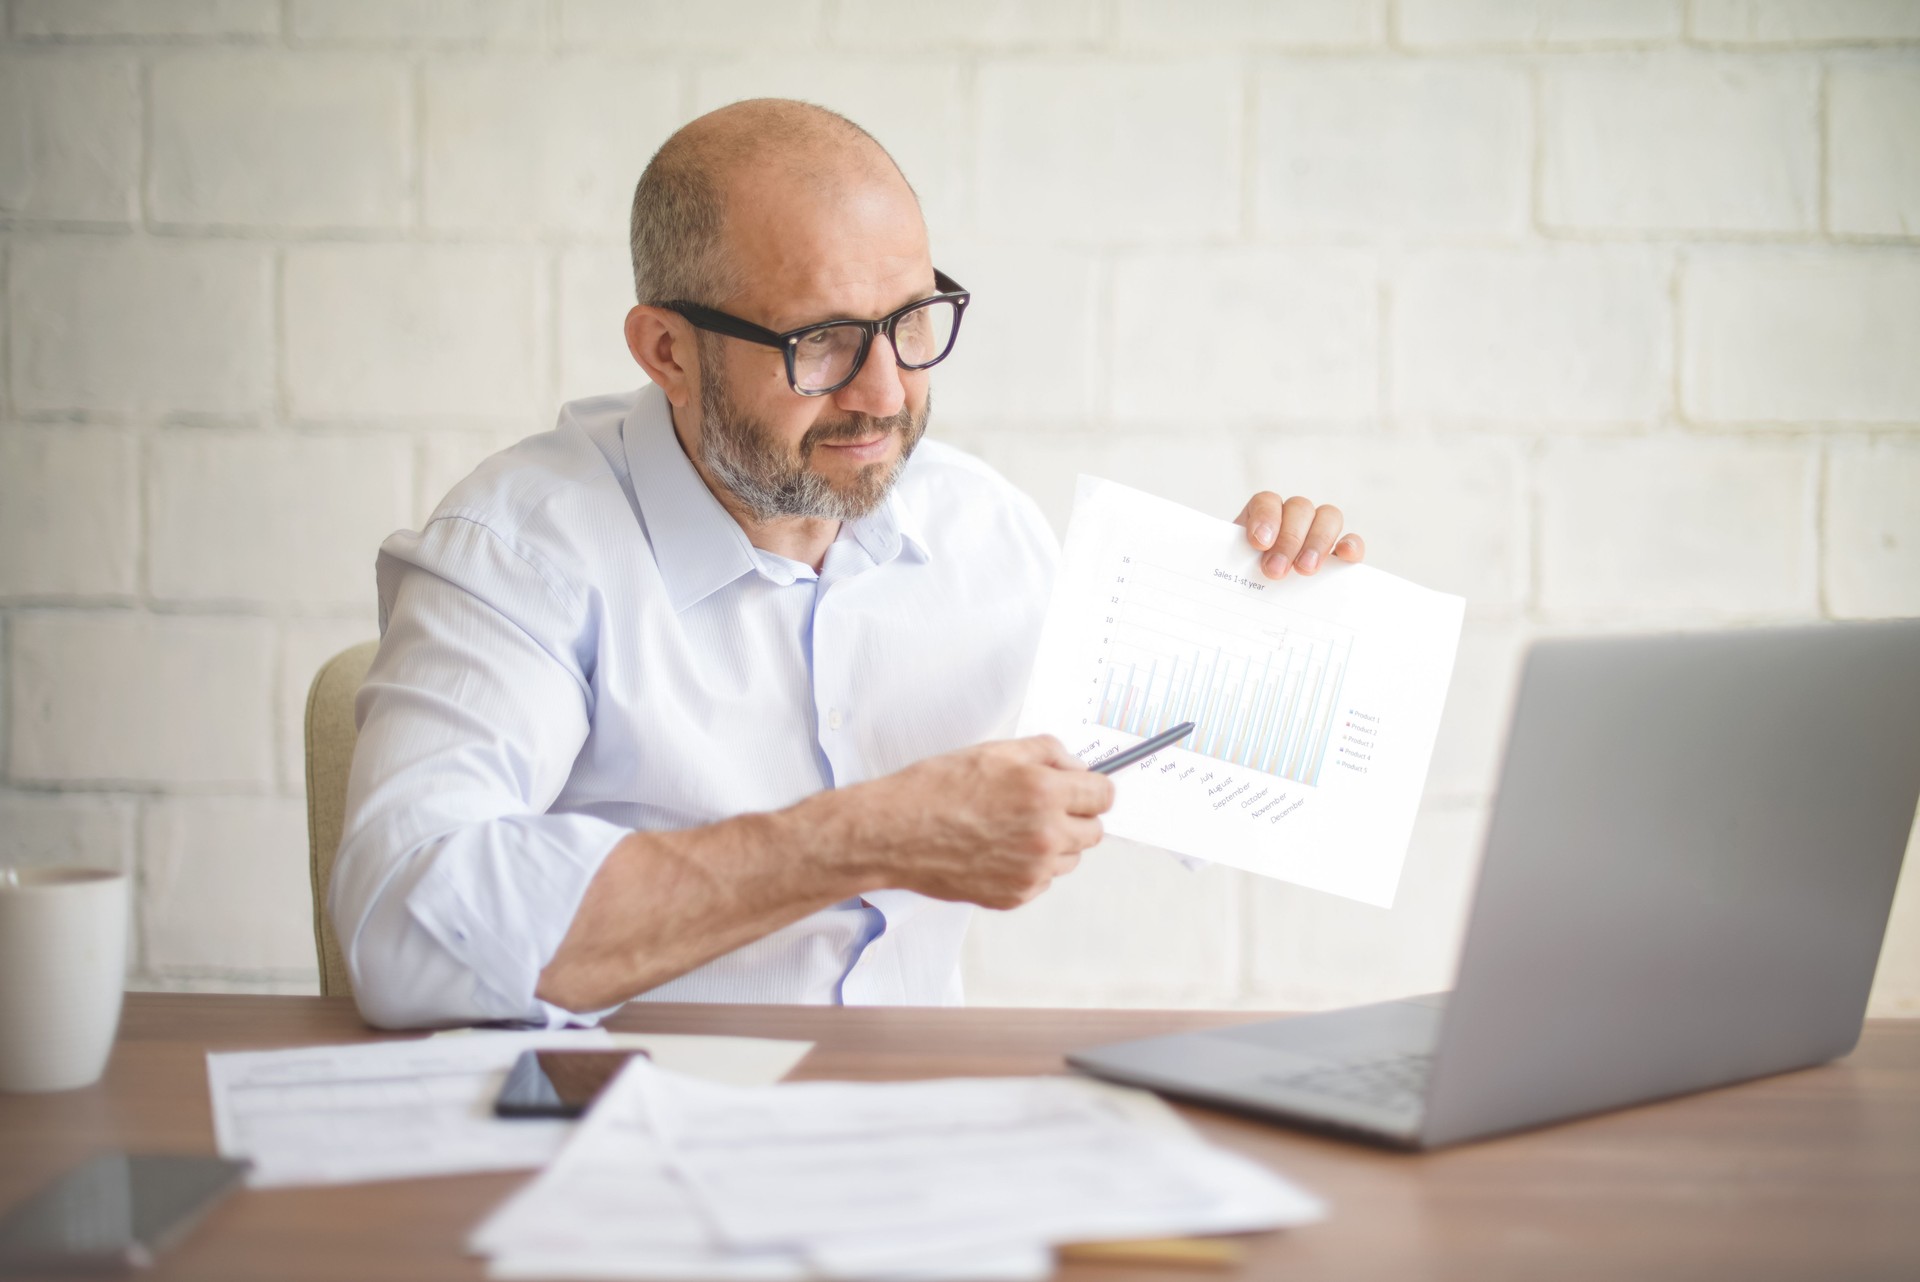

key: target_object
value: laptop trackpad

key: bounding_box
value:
[1209,998,1444,1062]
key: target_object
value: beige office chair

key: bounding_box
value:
[305,640,379,998]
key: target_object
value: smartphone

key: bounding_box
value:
[492,1049,647,1119]
[0,1153,248,1273]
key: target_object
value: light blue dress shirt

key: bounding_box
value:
[330,385,1059,1028]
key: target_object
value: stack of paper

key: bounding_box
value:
[206,1030,813,1188]
[473,1061,1325,1280]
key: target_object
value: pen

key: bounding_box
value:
[1091,721,1196,775]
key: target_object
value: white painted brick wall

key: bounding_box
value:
[991,432,1253,537]
[1424,617,1530,801]
[9,611,275,786]
[1827,62,1920,237]
[283,244,547,422]
[149,53,411,229]
[829,0,1104,50]
[0,53,139,222]
[423,59,677,235]
[1536,437,1819,620]
[1,5,1915,1013]
[10,238,271,416]
[1255,60,1531,236]
[0,428,138,600]
[0,792,135,874]
[287,0,544,48]
[140,796,314,975]
[557,244,645,407]
[1398,0,1682,48]
[978,59,1241,241]
[1246,804,1487,1008]
[1393,248,1669,426]
[559,0,825,51]
[924,243,1103,429]
[1542,56,1819,233]
[1690,0,1920,44]
[1112,250,1378,424]
[1113,0,1385,50]
[1682,251,1920,424]
[147,431,413,606]
[1824,437,1920,618]
[1245,436,1528,606]
[11,1,279,41]
[963,838,1242,1007]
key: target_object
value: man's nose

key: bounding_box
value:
[833,332,907,420]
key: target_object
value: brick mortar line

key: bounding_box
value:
[9,219,1917,251]
[1,240,11,421]
[0,610,10,783]
[1819,53,1834,235]
[2,777,290,797]
[3,16,1919,56]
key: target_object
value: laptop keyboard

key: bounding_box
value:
[1262,1052,1434,1115]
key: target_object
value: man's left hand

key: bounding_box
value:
[1233,491,1366,580]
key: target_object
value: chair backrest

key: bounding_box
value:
[304,640,379,997]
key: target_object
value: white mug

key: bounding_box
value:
[0,866,129,1092]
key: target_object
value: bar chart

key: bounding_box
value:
[1020,475,1465,905]
[1091,560,1355,787]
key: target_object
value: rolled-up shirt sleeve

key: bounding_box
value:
[330,514,628,1030]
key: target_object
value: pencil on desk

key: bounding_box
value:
[1057,1236,1245,1268]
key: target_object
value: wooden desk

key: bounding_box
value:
[1,995,1915,1281]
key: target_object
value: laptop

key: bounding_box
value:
[1069,620,1920,1150]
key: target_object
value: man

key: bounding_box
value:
[332,100,1364,1029]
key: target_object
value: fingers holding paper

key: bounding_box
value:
[1234,491,1366,580]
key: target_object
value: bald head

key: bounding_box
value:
[629,99,920,309]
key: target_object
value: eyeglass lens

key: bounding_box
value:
[791,297,959,393]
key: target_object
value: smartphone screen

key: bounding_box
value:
[0,1153,248,1273]
[493,1049,647,1119]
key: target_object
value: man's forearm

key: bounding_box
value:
[534,736,1112,1013]
[533,791,873,1012]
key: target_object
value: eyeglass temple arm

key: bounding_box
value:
[661,302,786,348]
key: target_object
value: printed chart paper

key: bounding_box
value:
[1018,477,1464,907]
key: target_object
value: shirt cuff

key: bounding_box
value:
[403,813,630,1025]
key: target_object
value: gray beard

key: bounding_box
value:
[697,358,929,523]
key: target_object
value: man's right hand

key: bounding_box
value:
[838,736,1116,910]
[537,735,1114,1013]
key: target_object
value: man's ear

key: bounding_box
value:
[626,306,697,408]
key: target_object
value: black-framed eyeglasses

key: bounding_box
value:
[657,269,970,397]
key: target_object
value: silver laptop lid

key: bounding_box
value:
[1421,620,1920,1148]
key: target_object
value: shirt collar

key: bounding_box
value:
[623,385,760,613]
[843,487,931,570]
[622,385,933,612]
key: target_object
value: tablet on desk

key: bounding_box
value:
[0,1153,248,1274]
